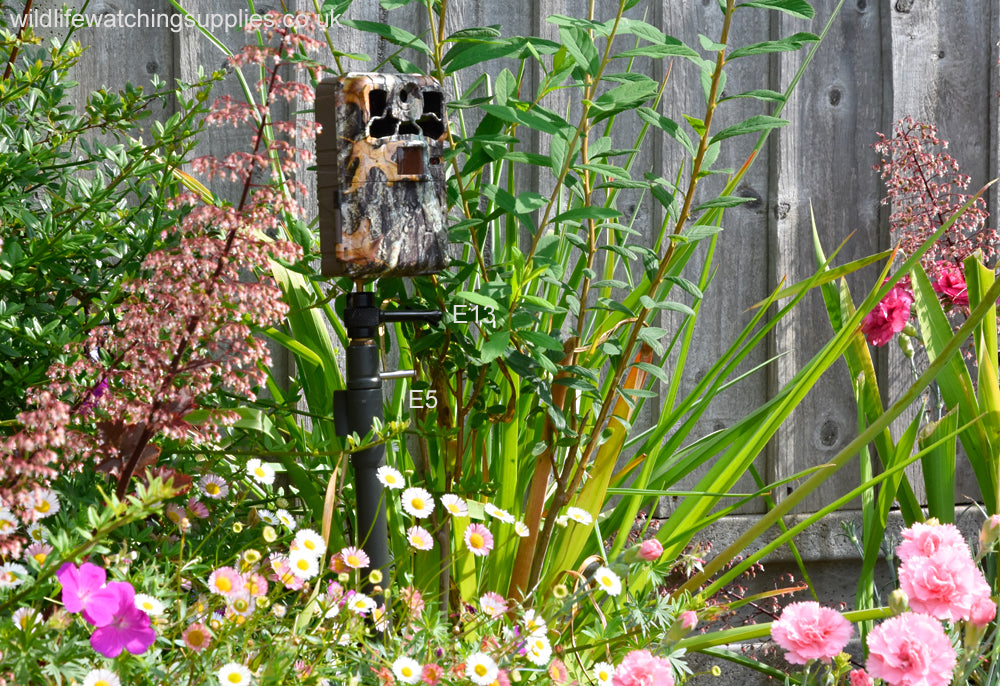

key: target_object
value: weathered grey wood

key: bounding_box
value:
[886,1,998,506]
[773,1,890,512]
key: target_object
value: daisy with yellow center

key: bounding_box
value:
[292,528,327,557]
[440,494,468,516]
[392,656,422,685]
[133,593,165,616]
[483,503,515,524]
[288,550,320,579]
[401,487,434,519]
[565,506,593,525]
[594,662,614,686]
[466,653,499,686]
[207,566,244,597]
[464,523,494,557]
[340,546,370,569]
[217,662,253,685]
[182,622,211,652]
[347,592,377,615]
[30,489,60,519]
[407,525,434,551]
[376,465,405,490]
[593,566,622,596]
[0,508,18,534]
[199,474,229,500]
[24,542,52,566]
[83,668,122,686]
[245,458,275,485]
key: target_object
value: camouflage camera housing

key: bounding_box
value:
[316,73,449,280]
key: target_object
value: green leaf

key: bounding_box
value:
[710,115,788,144]
[694,196,754,212]
[718,89,787,104]
[443,39,527,71]
[481,330,511,362]
[551,206,622,223]
[698,34,727,52]
[589,79,659,122]
[728,33,819,60]
[736,0,815,19]
[320,0,353,16]
[637,108,695,156]
[339,20,431,54]
[515,192,548,214]
[456,291,503,311]
[559,26,600,75]
[480,104,573,136]
[445,26,503,41]
[640,296,696,316]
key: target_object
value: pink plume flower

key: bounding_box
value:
[770,601,853,665]
[899,549,991,621]
[88,581,156,658]
[611,650,674,686]
[897,521,971,562]
[866,613,956,686]
[861,283,913,347]
[56,562,120,627]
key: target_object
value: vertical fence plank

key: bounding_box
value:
[773,1,890,512]
[651,2,773,516]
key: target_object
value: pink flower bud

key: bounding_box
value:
[638,539,663,562]
[849,669,873,686]
[979,514,1000,550]
[970,595,997,627]
[680,610,698,631]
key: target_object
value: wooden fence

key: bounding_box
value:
[20,0,1000,516]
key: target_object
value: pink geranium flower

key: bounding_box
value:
[866,613,956,686]
[896,521,970,562]
[89,581,156,658]
[899,549,991,621]
[56,562,120,627]
[770,601,853,665]
[861,283,913,347]
[611,650,674,686]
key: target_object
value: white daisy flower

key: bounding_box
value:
[466,653,499,685]
[593,566,622,596]
[0,562,28,589]
[245,458,276,486]
[347,592,377,615]
[288,550,320,579]
[483,503,514,524]
[25,522,47,542]
[0,508,19,534]
[133,593,165,616]
[594,661,614,686]
[29,489,60,519]
[401,487,434,519]
[217,662,253,685]
[257,509,279,525]
[440,493,468,516]
[525,634,552,666]
[555,515,569,527]
[275,508,296,531]
[83,668,122,686]
[514,521,530,537]
[392,656,422,684]
[522,609,547,636]
[406,525,434,551]
[228,593,255,617]
[376,465,405,490]
[565,507,593,525]
[12,607,42,631]
[199,474,229,500]
[292,528,327,558]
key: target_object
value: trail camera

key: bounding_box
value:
[316,73,449,280]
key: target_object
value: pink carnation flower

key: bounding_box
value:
[770,601,853,665]
[932,263,969,307]
[611,650,674,686]
[861,283,913,347]
[899,550,991,621]
[896,521,970,562]
[866,613,956,686]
